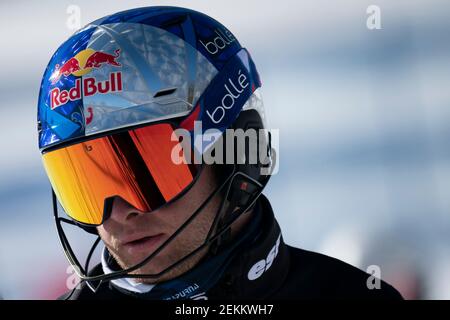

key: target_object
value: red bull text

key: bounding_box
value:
[49,49,123,110]
[50,72,122,109]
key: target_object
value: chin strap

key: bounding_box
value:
[209,171,263,255]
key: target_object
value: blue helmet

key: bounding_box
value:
[38,6,264,152]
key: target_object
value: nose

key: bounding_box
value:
[106,196,144,225]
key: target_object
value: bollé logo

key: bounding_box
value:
[206,69,248,124]
[199,28,236,55]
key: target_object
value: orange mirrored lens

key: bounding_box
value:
[42,123,196,225]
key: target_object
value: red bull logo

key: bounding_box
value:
[50,48,121,84]
[49,48,123,110]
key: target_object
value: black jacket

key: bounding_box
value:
[60,195,403,300]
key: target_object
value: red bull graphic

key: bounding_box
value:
[85,49,121,68]
[50,72,122,110]
[49,48,123,110]
[52,58,81,84]
[51,48,121,84]
[85,107,94,125]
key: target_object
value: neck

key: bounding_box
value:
[230,208,254,239]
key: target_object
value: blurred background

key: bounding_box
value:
[1,0,449,299]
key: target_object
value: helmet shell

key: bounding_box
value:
[38,6,262,152]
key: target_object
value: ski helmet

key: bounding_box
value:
[38,6,275,290]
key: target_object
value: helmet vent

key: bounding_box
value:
[153,87,177,98]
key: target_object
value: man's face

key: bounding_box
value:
[97,165,222,283]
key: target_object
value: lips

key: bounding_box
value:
[121,233,165,255]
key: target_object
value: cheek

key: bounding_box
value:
[155,205,190,231]
[96,225,113,245]
[164,174,217,223]
[160,190,203,223]
[97,216,126,237]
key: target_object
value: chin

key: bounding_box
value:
[122,255,171,274]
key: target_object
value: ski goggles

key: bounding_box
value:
[42,122,199,225]
[41,48,262,226]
